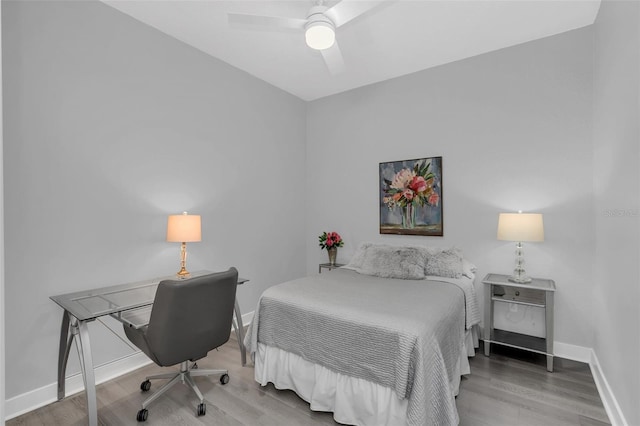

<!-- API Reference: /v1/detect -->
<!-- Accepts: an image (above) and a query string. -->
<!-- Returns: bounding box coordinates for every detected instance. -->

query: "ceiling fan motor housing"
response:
[305,6,336,30]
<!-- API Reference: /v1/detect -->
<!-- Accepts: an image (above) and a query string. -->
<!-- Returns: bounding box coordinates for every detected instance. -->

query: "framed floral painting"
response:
[379,156,443,236]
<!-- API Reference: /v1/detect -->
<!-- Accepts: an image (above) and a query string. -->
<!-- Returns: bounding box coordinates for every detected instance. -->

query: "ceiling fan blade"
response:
[227,13,307,31]
[325,0,392,28]
[321,41,346,75]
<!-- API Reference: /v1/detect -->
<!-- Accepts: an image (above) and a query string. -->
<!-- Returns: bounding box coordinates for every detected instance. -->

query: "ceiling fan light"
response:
[305,21,335,50]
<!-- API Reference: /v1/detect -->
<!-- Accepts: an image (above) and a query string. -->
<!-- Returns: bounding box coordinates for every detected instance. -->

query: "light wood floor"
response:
[7,335,610,426]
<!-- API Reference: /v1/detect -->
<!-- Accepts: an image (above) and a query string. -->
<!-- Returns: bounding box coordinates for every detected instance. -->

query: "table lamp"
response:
[166,212,201,278]
[497,212,544,283]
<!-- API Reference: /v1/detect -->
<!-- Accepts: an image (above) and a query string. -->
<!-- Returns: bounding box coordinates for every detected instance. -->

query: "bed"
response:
[245,245,480,426]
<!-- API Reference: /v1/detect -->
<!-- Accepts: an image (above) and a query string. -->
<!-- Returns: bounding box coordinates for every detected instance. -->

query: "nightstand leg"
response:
[483,284,492,356]
[546,291,554,372]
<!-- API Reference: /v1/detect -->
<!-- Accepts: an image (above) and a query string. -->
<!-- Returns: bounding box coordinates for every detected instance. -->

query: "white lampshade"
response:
[305,21,335,50]
[166,212,202,243]
[497,213,544,242]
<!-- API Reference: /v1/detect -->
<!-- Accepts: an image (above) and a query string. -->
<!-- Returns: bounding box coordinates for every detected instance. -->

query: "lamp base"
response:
[508,275,532,284]
[176,242,191,279]
[509,241,532,284]
[176,267,191,279]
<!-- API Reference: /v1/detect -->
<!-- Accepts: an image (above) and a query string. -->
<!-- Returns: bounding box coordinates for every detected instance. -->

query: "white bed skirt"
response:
[254,326,480,426]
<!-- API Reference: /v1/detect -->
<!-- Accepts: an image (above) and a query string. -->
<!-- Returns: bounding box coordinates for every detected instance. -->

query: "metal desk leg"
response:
[57,312,98,425]
[71,317,98,426]
[57,311,73,400]
[233,299,246,366]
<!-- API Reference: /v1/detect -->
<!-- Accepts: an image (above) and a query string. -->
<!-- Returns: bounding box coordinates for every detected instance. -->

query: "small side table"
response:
[482,273,556,372]
[319,263,345,273]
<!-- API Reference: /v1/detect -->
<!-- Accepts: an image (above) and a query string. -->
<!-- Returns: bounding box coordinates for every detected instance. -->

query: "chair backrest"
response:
[145,268,238,366]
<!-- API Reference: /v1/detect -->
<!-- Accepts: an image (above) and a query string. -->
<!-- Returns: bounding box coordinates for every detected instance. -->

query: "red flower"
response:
[319,231,344,250]
[409,176,427,193]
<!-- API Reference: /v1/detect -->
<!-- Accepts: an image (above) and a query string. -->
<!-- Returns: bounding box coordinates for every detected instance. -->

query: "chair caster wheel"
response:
[197,403,206,416]
[140,380,151,392]
[220,373,229,385]
[136,408,148,422]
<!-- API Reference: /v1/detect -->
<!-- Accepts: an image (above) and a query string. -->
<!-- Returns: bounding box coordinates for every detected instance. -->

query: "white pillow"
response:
[344,242,373,270]
[462,258,477,279]
[356,244,428,280]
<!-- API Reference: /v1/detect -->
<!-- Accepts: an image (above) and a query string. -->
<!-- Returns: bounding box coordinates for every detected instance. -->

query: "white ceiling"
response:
[102,0,601,101]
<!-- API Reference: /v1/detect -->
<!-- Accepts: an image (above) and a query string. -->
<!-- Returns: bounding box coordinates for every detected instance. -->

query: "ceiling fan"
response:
[227,0,390,75]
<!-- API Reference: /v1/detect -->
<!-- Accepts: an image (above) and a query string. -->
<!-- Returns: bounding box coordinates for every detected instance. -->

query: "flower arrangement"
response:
[382,159,440,210]
[318,231,344,251]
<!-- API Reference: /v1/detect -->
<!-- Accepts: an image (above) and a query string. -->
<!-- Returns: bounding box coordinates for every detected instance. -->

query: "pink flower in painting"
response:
[409,176,427,194]
[390,168,416,190]
[428,193,439,206]
[403,189,415,200]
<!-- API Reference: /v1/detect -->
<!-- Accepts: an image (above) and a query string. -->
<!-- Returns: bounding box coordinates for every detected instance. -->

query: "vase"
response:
[327,247,338,266]
[402,203,416,229]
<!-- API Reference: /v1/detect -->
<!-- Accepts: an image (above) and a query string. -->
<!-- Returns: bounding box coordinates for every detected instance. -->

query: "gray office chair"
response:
[123,268,238,422]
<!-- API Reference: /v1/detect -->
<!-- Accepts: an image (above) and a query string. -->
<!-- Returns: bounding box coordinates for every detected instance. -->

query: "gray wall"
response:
[306,28,595,348]
[2,0,306,398]
[0,4,4,422]
[3,0,638,423]
[593,1,640,424]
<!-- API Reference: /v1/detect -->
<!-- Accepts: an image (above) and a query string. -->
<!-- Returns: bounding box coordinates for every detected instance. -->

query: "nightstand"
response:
[318,263,345,273]
[482,273,556,372]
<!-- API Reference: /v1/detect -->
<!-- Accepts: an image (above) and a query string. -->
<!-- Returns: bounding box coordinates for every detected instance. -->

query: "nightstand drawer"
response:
[492,285,545,306]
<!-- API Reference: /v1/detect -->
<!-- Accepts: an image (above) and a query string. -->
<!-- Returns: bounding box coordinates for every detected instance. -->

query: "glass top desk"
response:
[50,270,248,426]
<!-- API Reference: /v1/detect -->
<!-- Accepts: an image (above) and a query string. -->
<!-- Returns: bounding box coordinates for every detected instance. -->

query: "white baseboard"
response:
[553,341,591,363]
[589,349,628,426]
[238,311,254,331]
[5,311,255,421]
[5,351,152,420]
[553,342,626,426]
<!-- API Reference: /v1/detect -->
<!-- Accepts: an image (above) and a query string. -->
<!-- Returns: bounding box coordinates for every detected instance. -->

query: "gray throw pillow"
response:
[358,245,428,280]
[425,248,464,278]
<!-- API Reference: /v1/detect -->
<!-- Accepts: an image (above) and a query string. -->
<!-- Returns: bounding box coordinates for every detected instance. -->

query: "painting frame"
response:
[379,156,443,236]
